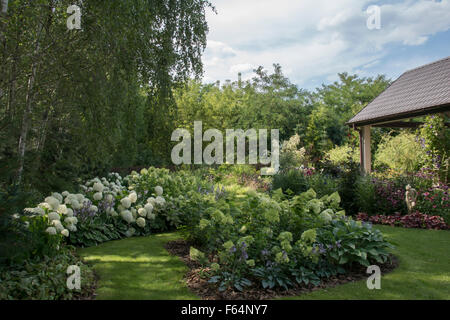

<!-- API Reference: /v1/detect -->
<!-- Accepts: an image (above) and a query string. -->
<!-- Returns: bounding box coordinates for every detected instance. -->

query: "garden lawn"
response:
[285,225,450,300]
[78,232,198,300]
[79,226,450,300]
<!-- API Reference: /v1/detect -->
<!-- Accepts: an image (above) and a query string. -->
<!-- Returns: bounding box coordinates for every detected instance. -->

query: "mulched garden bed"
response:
[165,239,399,300]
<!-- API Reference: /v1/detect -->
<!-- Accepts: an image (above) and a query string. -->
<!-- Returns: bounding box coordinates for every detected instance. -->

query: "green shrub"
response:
[375,132,426,173]
[185,188,392,292]
[355,175,377,215]
[0,247,94,300]
[325,144,359,166]
[279,134,308,170]
[316,219,393,267]
[271,169,309,195]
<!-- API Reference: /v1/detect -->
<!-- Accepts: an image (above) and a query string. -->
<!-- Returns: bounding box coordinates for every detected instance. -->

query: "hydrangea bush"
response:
[185,188,393,292]
[22,168,210,247]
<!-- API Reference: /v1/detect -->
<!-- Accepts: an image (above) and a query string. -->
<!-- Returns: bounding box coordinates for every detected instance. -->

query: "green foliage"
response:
[0,247,94,300]
[316,219,393,267]
[355,175,377,215]
[272,169,310,195]
[280,134,308,170]
[325,144,360,166]
[0,0,213,193]
[184,185,392,292]
[375,131,427,173]
[304,73,390,160]
[418,115,450,183]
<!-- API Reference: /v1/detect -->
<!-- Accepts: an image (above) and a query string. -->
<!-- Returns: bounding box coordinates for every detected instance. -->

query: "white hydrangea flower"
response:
[57,204,68,215]
[45,227,57,235]
[147,197,156,206]
[45,196,60,210]
[91,205,98,213]
[106,194,113,203]
[138,208,147,217]
[120,210,134,223]
[64,216,78,225]
[28,207,45,216]
[144,203,153,214]
[155,196,166,207]
[93,182,104,193]
[136,217,146,228]
[39,202,52,210]
[76,194,84,202]
[155,186,163,196]
[125,227,135,238]
[48,212,60,221]
[71,200,81,210]
[140,168,148,175]
[61,229,69,237]
[62,191,70,197]
[66,208,74,217]
[147,213,156,220]
[65,194,76,203]
[52,192,63,203]
[131,208,137,218]
[129,192,138,203]
[52,220,64,232]
[68,224,77,232]
[93,192,103,201]
[121,197,131,209]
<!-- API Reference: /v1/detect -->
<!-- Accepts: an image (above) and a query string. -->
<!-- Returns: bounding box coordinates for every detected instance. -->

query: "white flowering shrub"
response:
[22,168,204,247]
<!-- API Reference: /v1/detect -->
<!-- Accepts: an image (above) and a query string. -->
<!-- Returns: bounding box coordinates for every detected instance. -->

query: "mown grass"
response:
[78,232,198,300]
[79,226,450,300]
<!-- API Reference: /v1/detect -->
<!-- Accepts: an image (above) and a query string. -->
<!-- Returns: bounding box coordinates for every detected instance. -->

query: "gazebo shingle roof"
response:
[348,56,450,126]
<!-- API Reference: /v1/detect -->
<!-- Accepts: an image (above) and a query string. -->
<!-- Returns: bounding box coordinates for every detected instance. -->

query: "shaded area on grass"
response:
[78,233,198,300]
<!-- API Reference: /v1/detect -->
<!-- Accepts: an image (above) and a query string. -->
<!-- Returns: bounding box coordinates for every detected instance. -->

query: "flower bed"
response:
[183,189,394,293]
[14,167,395,297]
[356,212,448,230]
[165,239,397,300]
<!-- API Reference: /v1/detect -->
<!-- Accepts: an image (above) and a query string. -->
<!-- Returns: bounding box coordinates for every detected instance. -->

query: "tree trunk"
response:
[16,23,43,185]
[1,0,8,14]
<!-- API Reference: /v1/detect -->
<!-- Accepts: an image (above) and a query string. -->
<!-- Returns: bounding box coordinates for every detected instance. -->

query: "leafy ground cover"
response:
[79,225,449,300]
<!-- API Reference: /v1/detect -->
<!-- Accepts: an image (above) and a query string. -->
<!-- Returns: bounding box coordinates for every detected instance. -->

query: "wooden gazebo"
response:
[347,56,450,173]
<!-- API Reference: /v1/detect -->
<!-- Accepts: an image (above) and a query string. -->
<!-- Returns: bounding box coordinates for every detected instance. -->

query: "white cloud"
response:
[203,0,450,88]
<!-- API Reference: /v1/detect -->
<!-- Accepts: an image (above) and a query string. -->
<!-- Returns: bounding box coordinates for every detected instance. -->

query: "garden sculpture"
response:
[405,184,418,213]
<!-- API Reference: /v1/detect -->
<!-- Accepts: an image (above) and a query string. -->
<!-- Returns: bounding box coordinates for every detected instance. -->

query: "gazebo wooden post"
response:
[359,125,371,174]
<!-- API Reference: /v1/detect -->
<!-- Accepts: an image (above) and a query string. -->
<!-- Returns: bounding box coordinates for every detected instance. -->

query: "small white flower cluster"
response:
[82,173,124,198]
[117,186,166,234]
[26,192,82,237]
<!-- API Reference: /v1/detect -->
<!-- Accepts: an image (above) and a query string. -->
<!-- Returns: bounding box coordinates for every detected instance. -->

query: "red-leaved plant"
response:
[357,212,448,230]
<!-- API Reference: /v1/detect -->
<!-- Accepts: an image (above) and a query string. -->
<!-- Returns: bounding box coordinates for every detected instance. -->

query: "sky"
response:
[202,0,450,90]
